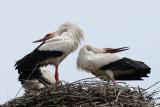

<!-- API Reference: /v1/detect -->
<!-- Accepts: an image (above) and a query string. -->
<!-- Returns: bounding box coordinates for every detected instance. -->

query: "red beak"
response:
[104,47,129,53]
[33,32,55,43]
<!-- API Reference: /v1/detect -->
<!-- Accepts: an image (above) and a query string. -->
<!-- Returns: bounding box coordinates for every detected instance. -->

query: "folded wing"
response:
[100,57,151,80]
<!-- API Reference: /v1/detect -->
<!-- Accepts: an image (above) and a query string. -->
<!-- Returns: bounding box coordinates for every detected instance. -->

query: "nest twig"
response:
[1,78,160,107]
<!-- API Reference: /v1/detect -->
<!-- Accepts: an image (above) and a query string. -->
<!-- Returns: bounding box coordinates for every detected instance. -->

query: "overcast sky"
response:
[0,0,160,104]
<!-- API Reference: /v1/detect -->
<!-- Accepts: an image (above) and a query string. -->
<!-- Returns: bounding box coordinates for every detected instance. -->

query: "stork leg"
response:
[54,65,59,82]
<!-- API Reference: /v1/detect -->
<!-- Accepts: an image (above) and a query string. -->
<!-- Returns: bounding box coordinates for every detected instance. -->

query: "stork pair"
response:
[15,23,151,90]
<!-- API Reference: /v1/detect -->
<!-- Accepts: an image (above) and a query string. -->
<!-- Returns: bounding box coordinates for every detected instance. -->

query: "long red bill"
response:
[33,32,55,43]
[104,47,129,53]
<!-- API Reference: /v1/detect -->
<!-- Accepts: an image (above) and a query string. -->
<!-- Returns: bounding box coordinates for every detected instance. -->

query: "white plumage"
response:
[77,45,151,80]
[77,45,122,72]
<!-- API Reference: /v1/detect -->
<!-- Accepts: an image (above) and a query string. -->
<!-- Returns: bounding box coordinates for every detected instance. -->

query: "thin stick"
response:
[143,81,160,92]
[14,65,38,99]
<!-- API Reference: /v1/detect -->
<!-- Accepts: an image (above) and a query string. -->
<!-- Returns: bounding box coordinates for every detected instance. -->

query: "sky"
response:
[0,0,160,104]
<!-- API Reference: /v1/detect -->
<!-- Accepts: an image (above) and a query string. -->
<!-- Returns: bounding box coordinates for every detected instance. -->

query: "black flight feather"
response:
[100,57,151,80]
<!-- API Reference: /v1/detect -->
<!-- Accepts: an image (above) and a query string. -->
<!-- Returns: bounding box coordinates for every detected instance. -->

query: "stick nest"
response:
[2,78,160,107]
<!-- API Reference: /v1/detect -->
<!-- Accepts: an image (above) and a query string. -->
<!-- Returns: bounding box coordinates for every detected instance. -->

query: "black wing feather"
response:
[19,67,53,86]
[15,49,63,69]
[100,57,151,80]
[15,49,63,80]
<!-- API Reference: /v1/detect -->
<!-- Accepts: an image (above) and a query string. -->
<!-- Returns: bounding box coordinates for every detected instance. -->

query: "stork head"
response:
[57,22,84,43]
[80,45,129,54]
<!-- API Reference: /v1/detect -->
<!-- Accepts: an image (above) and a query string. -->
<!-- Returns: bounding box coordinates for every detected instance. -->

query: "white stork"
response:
[21,67,55,91]
[15,23,84,82]
[77,45,151,81]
